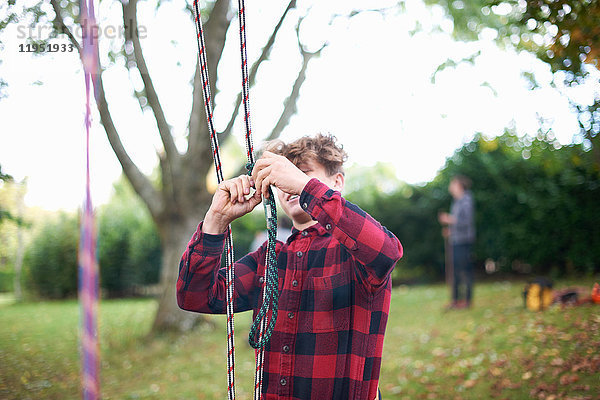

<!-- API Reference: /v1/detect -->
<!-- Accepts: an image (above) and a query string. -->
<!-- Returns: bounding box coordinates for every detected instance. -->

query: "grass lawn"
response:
[0,278,598,399]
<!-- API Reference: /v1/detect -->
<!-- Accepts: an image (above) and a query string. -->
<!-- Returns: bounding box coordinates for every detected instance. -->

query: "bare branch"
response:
[329,5,398,23]
[233,14,325,177]
[95,74,164,219]
[220,0,297,140]
[122,0,179,165]
[187,0,232,159]
[50,0,81,54]
[266,14,326,145]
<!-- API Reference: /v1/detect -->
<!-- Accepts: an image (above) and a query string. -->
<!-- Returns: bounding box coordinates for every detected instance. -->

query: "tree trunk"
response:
[13,179,26,302]
[152,214,206,333]
[13,223,24,302]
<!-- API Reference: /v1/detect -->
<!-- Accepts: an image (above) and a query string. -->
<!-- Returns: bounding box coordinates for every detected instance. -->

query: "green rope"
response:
[245,162,254,175]
[246,163,280,349]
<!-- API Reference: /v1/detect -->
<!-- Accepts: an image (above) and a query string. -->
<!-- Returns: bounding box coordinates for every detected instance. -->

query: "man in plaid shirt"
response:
[177,134,403,399]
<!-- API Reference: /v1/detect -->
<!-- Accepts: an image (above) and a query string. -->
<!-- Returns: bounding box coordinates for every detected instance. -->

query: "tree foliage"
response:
[0,170,23,293]
[358,131,600,281]
[0,164,12,182]
[428,0,600,76]
[0,168,30,296]
[0,164,15,224]
[427,0,600,165]
[444,131,600,275]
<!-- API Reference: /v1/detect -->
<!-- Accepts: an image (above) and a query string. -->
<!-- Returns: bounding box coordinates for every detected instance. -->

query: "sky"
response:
[0,0,598,211]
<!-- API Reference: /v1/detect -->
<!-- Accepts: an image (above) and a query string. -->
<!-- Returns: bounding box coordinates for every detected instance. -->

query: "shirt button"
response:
[301,231,308,237]
[302,202,308,209]
[280,378,287,386]
[325,223,332,230]
[259,276,264,283]
[296,251,303,257]
[282,345,290,353]
[292,280,298,287]
[288,312,294,319]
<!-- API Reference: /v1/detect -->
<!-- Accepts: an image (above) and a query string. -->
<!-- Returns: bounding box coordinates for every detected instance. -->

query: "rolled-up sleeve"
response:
[177,222,263,313]
[298,178,403,291]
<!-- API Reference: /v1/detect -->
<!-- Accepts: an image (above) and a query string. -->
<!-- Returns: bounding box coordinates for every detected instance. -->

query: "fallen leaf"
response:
[454,331,470,341]
[572,384,590,391]
[559,333,572,341]
[559,373,579,385]
[543,348,560,357]
[431,347,447,357]
[522,371,533,380]
[571,358,591,372]
[551,357,564,366]
[463,379,477,388]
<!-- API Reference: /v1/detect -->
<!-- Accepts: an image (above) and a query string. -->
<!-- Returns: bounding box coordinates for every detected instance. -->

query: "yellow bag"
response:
[523,278,553,311]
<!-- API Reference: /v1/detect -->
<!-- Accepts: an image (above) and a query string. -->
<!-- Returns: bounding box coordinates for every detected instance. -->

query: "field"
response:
[1,278,599,399]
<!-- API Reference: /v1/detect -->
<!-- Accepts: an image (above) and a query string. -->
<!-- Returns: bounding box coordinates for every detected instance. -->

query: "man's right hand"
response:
[203,175,262,234]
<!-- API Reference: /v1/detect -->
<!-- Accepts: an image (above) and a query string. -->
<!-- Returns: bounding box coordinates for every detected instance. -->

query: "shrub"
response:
[97,177,161,297]
[25,213,79,299]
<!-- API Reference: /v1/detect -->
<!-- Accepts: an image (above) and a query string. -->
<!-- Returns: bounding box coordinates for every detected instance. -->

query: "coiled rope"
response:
[192,1,279,399]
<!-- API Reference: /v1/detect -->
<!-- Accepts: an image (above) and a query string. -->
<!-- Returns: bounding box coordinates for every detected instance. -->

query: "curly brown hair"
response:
[266,133,348,176]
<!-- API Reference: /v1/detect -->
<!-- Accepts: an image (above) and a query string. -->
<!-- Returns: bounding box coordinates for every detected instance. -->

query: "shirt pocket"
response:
[302,271,351,333]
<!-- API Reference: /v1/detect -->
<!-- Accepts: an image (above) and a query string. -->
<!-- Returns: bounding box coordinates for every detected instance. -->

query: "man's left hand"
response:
[252,151,311,198]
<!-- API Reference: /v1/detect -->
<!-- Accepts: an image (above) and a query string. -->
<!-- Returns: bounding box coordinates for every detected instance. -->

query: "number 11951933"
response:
[19,43,75,53]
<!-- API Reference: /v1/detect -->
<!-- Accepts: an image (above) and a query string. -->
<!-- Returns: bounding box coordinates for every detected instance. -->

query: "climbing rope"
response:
[192,1,279,399]
[235,2,280,398]
[192,2,237,399]
[79,1,100,400]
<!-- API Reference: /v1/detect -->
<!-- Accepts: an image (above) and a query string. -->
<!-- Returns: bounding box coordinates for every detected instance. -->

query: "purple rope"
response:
[79,1,100,399]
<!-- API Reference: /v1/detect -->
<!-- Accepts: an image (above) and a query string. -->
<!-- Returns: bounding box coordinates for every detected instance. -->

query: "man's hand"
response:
[203,175,262,234]
[251,151,311,198]
[438,212,455,226]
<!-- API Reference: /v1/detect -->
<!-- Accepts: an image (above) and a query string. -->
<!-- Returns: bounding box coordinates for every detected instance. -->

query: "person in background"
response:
[438,175,475,309]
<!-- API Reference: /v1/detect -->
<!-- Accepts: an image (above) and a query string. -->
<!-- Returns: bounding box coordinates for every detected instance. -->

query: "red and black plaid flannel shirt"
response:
[177,178,403,399]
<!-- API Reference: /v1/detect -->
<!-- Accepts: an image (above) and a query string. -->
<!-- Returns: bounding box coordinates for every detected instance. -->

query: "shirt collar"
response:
[288,223,327,243]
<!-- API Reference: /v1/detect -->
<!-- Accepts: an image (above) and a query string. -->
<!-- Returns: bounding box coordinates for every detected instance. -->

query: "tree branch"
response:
[263,6,385,141]
[219,0,297,141]
[122,0,179,164]
[50,0,81,54]
[233,14,325,177]
[267,18,325,142]
[158,151,174,213]
[95,74,164,219]
[187,0,232,159]
[51,0,163,218]
[329,5,397,22]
